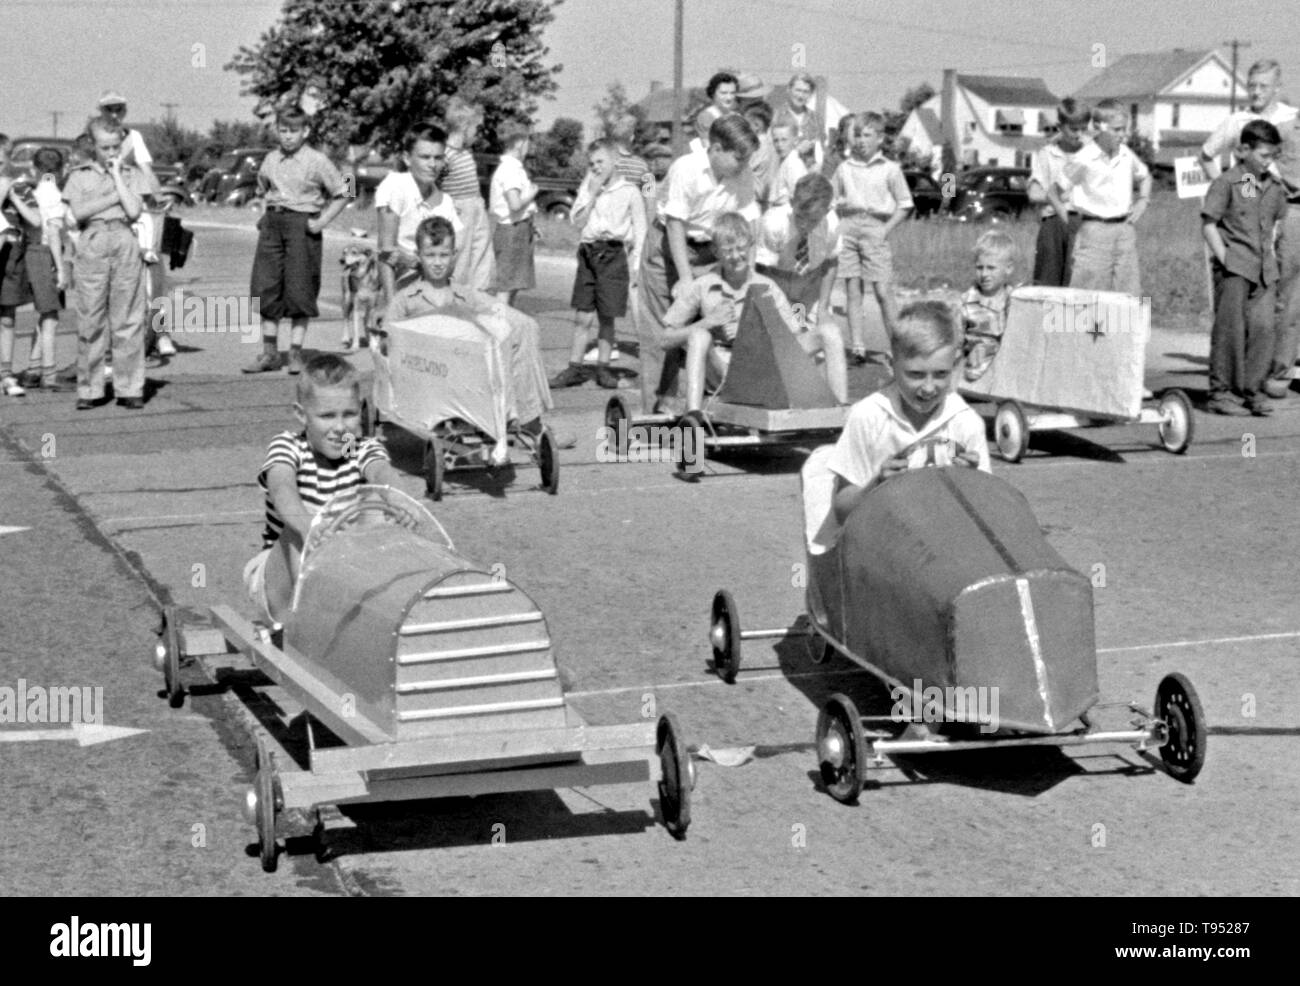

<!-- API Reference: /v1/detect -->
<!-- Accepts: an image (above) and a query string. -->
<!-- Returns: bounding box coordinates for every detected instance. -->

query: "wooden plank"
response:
[281,752,653,807]
[706,401,849,432]
[208,605,391,747]
[309,721,655,775]
[179,626,230,657]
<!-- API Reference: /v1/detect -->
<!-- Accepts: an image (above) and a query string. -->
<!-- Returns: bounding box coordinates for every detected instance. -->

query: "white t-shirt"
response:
[755,205,839,270]
[33,179,65,227]
[375,171,464,255]
[489,155,537,223]
[769,149,809,208]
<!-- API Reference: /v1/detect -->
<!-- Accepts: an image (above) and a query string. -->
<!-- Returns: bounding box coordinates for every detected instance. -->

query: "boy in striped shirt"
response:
[243,354,398,623]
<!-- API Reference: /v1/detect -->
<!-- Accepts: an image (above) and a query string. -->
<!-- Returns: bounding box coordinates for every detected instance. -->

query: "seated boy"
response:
[245,354,398,624]
[385,216,557,454]
[755,172,848,402]
[828,300,991,525]
[659,212,803,416]
[960,230,1018,382]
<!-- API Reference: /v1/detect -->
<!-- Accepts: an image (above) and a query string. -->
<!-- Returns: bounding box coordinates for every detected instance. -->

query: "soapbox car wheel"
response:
[537,426,560,495]
[710,589,742,683]
[656,711,692,839]
[817,693,866,803]
[248,740,282,872]
[1155,672,1207,783]
[1157,389,1193,455]
[424,437,445,501]
[155,606,184,708]
[604,395,631,456]
[675,410,706,478]
[994,401,1028,463]
[809,638,834,665]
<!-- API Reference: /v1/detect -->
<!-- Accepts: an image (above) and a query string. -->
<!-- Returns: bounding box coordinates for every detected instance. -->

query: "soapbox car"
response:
[362,304,560,499]
[152,487,692,870]
[604,285,857,478]
[707,448,1207,801]
[960,286,1194,462]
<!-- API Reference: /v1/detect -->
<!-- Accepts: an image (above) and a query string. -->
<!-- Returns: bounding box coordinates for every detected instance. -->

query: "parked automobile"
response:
[196,148,269,206]
[150,162,195,208]
[3,137,78,178]
[352,150,398,201]
[904,170,945,218]
[474,153,578,221]
[942,167,1032,223]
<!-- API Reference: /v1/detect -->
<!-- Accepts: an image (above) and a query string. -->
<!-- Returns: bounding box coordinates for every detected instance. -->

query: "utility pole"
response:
[671,0,684,157]
[50,111,61,137]
[161,102,179,119]
[1225,39,1251,113]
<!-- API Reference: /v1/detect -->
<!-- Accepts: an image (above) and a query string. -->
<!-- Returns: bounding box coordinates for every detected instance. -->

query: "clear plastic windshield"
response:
[297,484,453,581]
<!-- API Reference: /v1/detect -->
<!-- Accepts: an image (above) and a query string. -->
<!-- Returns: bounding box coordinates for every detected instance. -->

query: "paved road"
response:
[1,219,1297,895]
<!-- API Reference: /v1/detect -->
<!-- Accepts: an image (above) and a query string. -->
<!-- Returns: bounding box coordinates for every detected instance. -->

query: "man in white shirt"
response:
[1200,60,1298,179]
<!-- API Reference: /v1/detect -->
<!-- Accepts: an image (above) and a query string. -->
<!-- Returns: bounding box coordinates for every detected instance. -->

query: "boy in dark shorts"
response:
[244,107,348,376]
[551,138,646,389]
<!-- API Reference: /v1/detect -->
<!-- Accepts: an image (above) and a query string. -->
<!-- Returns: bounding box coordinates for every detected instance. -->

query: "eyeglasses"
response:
[102,105,127,114]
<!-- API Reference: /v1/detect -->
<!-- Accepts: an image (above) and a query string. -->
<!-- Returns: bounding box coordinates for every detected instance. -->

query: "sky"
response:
[2,0,1297,143]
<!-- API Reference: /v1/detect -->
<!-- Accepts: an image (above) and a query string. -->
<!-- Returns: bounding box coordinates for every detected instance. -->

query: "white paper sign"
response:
[1174,155,1211,199]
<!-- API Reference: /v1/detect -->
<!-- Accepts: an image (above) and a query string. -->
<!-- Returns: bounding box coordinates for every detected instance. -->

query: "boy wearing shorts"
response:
[960,231,1019,382]
[245,354,397,624]
[551,138,646,390]
[828,300,990,524]
[832,112,912,363]
[244,107,349,376]
[490,122,538,305]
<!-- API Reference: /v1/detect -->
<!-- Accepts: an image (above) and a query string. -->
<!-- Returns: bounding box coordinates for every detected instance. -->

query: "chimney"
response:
[941,69,958,175]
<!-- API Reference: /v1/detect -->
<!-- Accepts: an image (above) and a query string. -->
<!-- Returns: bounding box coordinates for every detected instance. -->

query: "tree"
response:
[135,115,207,167]
[900,82,936,115]
[226,0,564,157]
[530,117,584,180]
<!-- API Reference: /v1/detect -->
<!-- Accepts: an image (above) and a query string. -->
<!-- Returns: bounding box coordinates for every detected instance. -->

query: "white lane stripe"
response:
[1097,629,1300,653]
[1016,577,1054,732]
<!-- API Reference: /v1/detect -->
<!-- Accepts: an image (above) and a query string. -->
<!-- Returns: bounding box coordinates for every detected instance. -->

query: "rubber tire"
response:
[254,741,280,872]
[604,395,631,457]
[810,638,834,665]
[1156,672,1207,783]
[162,606,184,708]
[1157,389,1194,455]
[710,589,742,683]
[424,436,444,501]
[538,426,559,495]
[994,400,1028,463]
[675,410,706,478]
[817,693,866,804]
[656,711,692,839]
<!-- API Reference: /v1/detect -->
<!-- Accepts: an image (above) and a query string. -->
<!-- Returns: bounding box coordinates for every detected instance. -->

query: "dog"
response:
[339,243,381,349]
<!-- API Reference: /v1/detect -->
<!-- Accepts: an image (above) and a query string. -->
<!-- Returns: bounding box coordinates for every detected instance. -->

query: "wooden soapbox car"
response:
[604,285,853,477]
[153,486,692,870]
[961,286,1194,462]
[708,449,1207,801]
[362,302,559,499]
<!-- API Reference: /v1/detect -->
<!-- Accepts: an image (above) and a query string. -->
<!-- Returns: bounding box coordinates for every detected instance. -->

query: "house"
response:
[899,74,1059,172]
[1071,49,1246,165]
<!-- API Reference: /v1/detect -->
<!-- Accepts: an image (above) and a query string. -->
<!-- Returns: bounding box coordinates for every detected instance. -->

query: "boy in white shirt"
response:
[489,122,538,305]
[768,121,808,208]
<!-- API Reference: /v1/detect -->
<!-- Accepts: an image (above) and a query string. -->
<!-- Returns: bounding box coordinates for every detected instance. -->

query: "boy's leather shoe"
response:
[116,397,145,410]
[242,351,284,374]
[549,363,590,388]
[1206,395,1250,416]
[1245,396,1274,417]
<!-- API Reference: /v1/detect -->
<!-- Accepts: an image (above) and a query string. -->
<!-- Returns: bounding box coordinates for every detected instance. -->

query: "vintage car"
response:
[153,486,692,870]
[708,451,1207,801]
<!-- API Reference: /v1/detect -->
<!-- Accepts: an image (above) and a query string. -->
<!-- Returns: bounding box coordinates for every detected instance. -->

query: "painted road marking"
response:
[0,525,31,535]
[0,723,148,746]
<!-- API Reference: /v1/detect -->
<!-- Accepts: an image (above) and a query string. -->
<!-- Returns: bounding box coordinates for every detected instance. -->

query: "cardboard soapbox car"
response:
[152,487,692,870]
[961,286,1194,462]
[604,285,856,477]
[708,449,1207,801]
[362,302,559,499]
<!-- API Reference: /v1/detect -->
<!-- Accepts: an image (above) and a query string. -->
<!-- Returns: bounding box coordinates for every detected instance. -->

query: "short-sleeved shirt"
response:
[661,270,796,345]
[1201,165,1288,285]
[61,161,150,225]
[659,149,759,242]
[1270,115,1300,196]
[827,386,991,489]
[616,151,652,192]
[375,171,463,255]
[489,155,537,223]
[441,145,482,200]
[832,153,912,217]
[1030,140,1078,217]
[384,277,509,329]
[755,205,839,271]
[770,148,809,208]
[257,146,346,213]
[258,430,390,548]
[1201,103,1298,169]
[960,284,1014,341]
[1061,142,1148,219]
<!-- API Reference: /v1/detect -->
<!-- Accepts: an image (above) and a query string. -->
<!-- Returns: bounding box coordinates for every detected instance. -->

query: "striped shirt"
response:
[258,431,389,547]
[616,152,652,194]
[442,146,482,200]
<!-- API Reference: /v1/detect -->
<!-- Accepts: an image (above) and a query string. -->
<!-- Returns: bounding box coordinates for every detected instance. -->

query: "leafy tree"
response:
[135,116,207,167]
[207,120,273,158]
[227,0,564,158]
[530,116,584,180]
[900,82,936,115]
[592,80,660,157]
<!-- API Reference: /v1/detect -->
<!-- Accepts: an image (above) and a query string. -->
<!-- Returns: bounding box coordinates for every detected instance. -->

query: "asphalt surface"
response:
[1,216,1298,896]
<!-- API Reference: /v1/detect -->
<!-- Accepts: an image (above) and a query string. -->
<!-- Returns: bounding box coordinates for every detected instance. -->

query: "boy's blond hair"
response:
[893,300,959,360]
[296,353,360,405]
[1090,99,1128,129]
[974,230,1018,268]
[712,212,754,249]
